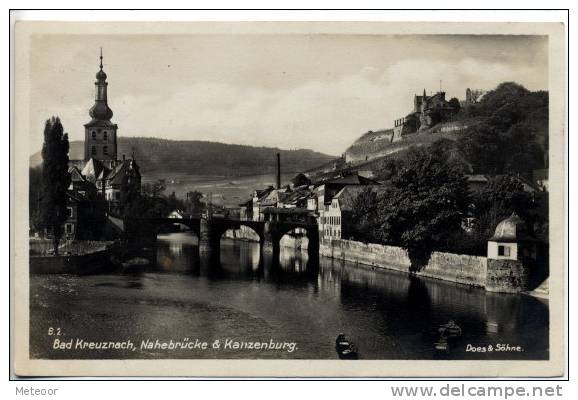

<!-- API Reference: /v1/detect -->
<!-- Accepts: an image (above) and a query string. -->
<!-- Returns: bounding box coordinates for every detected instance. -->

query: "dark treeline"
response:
[30,138,334,178]
[455,82,548,174]
[121,181,207,219]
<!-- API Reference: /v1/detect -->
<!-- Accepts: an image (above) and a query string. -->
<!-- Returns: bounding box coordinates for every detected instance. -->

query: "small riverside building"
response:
[487,212,537,262]
[486,212,539,293]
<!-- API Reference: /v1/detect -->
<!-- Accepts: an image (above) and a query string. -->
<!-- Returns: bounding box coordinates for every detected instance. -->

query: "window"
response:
[498,245,511,257]
[115,192,121,200]
[103,131,108,140]
[103,146,108,155]
[66,207,73,218]
[65,223,73,234]
[91,131,96,139]
[91,146,97,156]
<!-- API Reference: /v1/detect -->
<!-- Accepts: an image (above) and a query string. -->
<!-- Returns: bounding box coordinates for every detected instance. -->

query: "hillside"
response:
[308,82,549,178]
[30,137,334,178]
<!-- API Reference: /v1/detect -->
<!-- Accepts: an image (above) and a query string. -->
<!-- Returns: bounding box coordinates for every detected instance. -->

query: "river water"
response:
[30,233,549,360]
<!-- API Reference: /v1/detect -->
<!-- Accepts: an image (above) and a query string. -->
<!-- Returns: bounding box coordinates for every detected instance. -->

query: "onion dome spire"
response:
[89,48,113,121]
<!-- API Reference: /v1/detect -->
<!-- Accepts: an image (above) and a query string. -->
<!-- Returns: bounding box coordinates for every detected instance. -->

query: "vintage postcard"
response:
[12,20,566,377]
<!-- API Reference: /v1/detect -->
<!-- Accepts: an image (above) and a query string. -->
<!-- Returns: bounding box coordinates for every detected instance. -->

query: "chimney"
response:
[276,153,281,189]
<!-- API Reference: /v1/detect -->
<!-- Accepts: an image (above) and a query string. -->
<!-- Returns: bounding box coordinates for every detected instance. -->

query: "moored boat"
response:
[335,334,358,359]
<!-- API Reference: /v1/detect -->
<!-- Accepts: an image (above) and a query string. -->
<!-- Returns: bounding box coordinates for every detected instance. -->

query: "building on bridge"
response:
[244,172,383,243]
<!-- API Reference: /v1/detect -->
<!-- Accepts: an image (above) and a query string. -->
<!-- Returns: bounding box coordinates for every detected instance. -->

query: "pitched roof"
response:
[334,185,389,211]
[81,158,106,182]
[281,187,312,206]
[260,189,282,206]
[108,162,132,185]
[106,159,141,185]
[324,174,381,185]
[69,166,87,182]
[239,199,253,208]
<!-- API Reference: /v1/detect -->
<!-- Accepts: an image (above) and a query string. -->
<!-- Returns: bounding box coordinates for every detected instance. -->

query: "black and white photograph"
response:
[11,19,566,377]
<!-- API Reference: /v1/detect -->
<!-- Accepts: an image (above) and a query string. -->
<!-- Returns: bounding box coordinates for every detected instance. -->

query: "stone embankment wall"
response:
[29,246,117,274]
[320,239,487,287]
[485,259,529,293]
[29,240,118,274]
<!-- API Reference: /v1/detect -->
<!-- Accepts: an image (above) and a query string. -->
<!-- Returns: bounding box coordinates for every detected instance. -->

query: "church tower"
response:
[84,49,118,163]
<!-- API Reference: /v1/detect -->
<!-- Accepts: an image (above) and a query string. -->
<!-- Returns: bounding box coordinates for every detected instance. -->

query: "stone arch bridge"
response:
[124,215,319,260]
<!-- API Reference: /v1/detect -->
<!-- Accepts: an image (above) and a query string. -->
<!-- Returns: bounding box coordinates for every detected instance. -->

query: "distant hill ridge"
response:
[30,137,334,177]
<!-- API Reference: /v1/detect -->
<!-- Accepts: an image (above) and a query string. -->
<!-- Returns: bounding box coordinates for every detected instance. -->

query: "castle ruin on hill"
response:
[344,88,483,164]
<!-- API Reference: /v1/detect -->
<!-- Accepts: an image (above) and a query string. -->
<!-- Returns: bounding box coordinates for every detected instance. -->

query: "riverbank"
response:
[318,238,549,296]
[29,240,119,275]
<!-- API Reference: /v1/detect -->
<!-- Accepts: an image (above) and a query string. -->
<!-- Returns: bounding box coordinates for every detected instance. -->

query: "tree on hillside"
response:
[457,123,505,173]
[185,191,205,215]
[141,180,166,198]
[349,187,383,243]
[448,97,461,114]
[477,82,530,115]
[466,174,536,254]
[469,89,484,103]
[374,146,470,270]
[454,82,548,174]
[40,117,71,254]
[473,174,535,221]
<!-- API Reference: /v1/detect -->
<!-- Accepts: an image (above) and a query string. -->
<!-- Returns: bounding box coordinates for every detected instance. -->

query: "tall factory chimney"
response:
[276,152,281,189]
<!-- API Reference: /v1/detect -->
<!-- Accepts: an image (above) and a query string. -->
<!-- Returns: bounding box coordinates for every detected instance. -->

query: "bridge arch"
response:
[157,221,199,238]
[262,221,320,262]
[279,227,309,250]
[124,216,318,263]
[220,225,262,242]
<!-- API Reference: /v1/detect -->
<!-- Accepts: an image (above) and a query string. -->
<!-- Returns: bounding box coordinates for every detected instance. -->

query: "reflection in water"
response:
[29,233,548,360]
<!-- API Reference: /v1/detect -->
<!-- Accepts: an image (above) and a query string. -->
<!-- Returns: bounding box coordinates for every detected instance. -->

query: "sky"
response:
[29,34,548,156]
